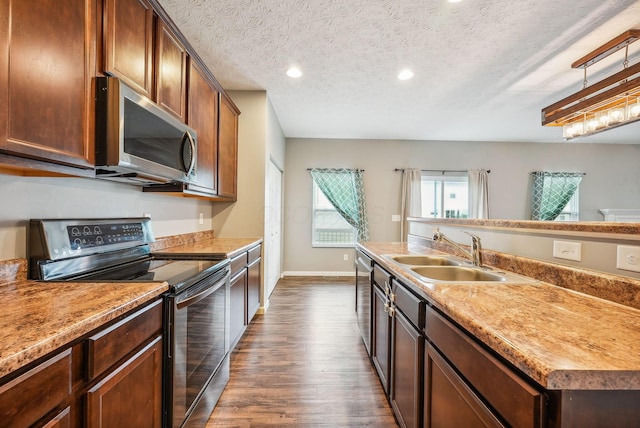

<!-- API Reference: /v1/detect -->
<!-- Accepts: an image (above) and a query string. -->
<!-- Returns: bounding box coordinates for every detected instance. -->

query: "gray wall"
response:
[283,138,640,274]
[0,174,213,261]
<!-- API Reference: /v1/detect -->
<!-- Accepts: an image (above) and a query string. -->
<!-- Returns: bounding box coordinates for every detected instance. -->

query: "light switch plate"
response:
[553,240,582,262]
[617,245,640,272]
[391,215,401,222]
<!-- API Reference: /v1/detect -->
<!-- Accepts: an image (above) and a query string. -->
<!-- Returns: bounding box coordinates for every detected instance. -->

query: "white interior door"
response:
[266,161,282,297]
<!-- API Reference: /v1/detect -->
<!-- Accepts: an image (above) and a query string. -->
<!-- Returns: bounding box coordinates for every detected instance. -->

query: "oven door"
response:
[165,267,230,428]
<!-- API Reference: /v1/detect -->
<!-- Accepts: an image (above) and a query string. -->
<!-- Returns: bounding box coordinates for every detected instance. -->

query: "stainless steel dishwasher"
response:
[355,249,373,355]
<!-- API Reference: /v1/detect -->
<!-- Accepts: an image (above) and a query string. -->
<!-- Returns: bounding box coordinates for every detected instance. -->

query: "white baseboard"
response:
[282,271,356,277]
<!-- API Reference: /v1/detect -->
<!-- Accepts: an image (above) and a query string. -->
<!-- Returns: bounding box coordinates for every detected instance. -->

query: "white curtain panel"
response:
[468,169,490,219]
[400,169,422,241]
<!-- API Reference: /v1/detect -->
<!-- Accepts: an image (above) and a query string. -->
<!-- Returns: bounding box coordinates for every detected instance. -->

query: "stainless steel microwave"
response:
[95,77,197,185]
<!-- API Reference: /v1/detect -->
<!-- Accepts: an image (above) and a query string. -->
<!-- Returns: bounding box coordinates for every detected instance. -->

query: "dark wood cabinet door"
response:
[0,349,72,428]
[87,336,163,428]
[230,268,247,349]
[391,309,424,428]
[424,343,504,428]
[42,406,71,428]
[155,19,187,120]
[187,60,219,195]
[217,95,239,200]
[0,0,95,169]
[371,284,391,394]
[103,0,154,97]
[247,257,261,323]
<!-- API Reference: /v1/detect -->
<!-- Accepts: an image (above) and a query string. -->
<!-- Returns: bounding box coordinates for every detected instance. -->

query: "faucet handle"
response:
[464,231,481,244]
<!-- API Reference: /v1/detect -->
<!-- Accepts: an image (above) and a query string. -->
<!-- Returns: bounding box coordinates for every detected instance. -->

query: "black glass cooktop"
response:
[70,257,229,293]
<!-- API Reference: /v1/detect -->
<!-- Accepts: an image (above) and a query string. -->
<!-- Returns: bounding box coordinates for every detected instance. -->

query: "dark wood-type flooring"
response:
[207,276,398,427]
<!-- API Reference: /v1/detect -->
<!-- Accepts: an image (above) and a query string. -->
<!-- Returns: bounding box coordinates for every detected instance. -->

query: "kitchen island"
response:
[358,241,640,428]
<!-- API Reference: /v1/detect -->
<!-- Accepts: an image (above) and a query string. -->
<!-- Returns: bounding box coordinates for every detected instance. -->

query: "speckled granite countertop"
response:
[359,241,640,391]
[0,279,167,379]
[0,236,261,380]
[153,237,262,258]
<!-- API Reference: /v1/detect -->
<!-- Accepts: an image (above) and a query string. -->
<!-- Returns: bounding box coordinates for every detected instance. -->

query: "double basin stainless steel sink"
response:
[383,254,535,283]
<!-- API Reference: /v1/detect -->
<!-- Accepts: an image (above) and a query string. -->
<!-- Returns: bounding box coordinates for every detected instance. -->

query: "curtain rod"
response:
[530,172,586,175]
[307,168,365,171]
[394,168,491,173]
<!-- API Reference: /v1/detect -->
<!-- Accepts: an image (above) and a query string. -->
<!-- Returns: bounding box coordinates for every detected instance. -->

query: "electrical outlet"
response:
[199,212,204,225]
[143,213,151,218]
[343,254,349,261]
[553,241,582,261]
[617,245,640,272]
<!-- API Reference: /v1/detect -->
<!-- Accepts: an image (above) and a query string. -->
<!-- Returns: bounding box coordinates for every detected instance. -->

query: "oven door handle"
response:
[176,279,226,310]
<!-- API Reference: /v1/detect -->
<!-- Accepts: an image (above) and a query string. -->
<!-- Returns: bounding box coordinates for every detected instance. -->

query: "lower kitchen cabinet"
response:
[0,348,72,427]
[229,243,263,349]
[426,305,545,428]
[229,265,248,348]
[86,336,163,428]
[391,279,424,428]
[425,343,504,428]
[371,281,391,394]
[0,298,163,427]
[247,244,262,322]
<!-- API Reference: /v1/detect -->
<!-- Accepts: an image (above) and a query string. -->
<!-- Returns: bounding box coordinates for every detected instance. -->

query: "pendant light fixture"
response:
[541,29,640,140]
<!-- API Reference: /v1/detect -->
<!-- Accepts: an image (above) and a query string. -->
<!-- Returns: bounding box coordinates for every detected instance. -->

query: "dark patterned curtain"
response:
[309,168,370,241]
[531,172,583,221]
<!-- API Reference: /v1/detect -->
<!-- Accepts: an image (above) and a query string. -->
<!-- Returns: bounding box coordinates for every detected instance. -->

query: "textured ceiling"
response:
[159,0,640,143]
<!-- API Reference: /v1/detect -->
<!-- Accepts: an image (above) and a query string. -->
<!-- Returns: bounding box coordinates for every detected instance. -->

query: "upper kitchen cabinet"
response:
[217,94,240,201]
[103,0,154,98]
[103,0,187,121]
[186,60,219,195]
[0,0,96,173]
[155,19,187,121]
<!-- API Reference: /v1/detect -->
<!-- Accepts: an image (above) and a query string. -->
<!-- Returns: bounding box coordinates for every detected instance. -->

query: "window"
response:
[312,181,356,247]
[554,191,579,221]
[420,173,469,219]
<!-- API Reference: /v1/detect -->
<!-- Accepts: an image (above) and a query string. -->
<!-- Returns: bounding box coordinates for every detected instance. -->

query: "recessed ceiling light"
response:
[448,0,462,2]
[286,67,302,78]
[398,69,414,80]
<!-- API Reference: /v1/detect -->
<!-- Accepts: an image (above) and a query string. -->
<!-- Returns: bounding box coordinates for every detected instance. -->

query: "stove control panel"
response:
[29,217,155,262]
[67,222,145,250]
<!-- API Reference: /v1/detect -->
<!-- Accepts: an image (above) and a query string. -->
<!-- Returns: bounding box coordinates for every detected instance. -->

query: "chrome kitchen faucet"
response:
[432,229,483,267]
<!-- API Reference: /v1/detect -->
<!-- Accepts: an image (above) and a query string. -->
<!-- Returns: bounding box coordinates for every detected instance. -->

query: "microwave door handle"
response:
[183,130,196,178]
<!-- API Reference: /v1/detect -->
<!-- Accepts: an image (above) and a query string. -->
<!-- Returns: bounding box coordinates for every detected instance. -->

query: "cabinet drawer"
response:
[230,252,248,277]
[426,307,545,428]
[373,264,392,289]
[87,299,162,381]
[248,244,261,264]
[392,279,424,330]
[0,349,71,427]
